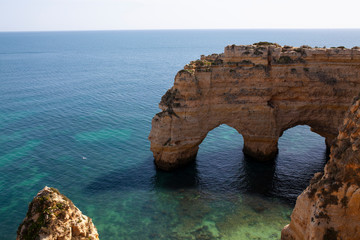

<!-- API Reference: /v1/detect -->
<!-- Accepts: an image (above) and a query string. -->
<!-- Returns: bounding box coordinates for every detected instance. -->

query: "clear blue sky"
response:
[1,0,360,31]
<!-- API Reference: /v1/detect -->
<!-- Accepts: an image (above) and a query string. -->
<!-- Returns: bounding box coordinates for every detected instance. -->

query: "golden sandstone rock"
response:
[149,43,360,170]
[17,186,99,240]
[282,96,360,240]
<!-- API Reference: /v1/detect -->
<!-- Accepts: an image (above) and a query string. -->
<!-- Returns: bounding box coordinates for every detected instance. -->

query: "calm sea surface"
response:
[1,29,360,239]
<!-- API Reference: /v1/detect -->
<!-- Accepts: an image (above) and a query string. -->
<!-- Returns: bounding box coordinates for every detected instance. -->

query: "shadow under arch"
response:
[240,154,277,196]
[152,124,245,193]
[152,123,328,204]
[84,124,328,206]
[216,124,329,204]
[151,160,199,190]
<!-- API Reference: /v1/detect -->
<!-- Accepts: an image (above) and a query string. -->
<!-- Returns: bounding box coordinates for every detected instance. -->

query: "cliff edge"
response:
[281,96,360,240]
[17,186,99,240]
[149,43,360,170]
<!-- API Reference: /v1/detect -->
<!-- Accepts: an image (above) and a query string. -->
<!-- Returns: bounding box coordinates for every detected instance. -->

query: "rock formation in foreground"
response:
[281,96,360,240]
[17,186,99,240]
[149,43,360,170]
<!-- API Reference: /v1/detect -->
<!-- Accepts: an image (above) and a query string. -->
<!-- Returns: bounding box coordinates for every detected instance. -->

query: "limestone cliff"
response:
[17,186,99,240]
[149,43,360,170]
[281,96,360,240]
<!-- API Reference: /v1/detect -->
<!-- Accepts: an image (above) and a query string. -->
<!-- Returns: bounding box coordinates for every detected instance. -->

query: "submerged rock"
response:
[281,96,360,240]
[17,186,99,240]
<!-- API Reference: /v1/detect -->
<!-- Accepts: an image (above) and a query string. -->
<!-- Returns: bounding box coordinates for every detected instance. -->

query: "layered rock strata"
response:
[281,95,360,240]
[149,43,360,170]
[17,186,99,240]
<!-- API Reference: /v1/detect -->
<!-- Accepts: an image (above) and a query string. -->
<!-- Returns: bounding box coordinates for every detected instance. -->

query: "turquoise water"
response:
[0,30,359,239]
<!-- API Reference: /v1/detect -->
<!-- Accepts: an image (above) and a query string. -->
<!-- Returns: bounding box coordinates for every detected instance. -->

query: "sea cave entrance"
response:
[197,124,244,170]
[196,124,246,192]
[194,124,328,203]
[274,125,328,203]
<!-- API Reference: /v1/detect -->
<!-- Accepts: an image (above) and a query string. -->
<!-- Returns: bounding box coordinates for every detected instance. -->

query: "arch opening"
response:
[196,124,246,192]
[199,123,243,149]
[278,121,336,152]
[178,124,329,205]
[275,124,328,203]
[197,124,244,165]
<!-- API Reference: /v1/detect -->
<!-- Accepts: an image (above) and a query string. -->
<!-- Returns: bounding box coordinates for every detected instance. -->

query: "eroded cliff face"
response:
[281,96,360,240]
[17,186,99,240]
[149,43,360,170]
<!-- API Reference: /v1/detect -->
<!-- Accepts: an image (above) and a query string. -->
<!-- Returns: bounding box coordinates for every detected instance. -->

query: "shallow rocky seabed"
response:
[2,30,359,239]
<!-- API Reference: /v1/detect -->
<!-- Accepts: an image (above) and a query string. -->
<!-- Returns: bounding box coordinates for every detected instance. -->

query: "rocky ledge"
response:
[149,42,360,170]
[17,186,99,240]
[281,95,360,240]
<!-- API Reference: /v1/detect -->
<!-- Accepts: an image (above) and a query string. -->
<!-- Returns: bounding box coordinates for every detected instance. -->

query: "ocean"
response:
[1,29,360,239]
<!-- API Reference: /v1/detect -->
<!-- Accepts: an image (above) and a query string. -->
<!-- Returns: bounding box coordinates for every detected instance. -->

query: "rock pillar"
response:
[242,136,279,161]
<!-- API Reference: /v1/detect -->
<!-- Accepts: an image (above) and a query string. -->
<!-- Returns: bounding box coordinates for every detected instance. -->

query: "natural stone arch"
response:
[149,44,360,171]
[281,95,360,240]
[278,120,336,152]
[149,98,278,171]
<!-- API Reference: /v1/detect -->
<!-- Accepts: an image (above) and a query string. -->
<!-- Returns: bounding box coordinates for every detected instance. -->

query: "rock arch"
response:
[281,95,360,240]
[149,44,360,171]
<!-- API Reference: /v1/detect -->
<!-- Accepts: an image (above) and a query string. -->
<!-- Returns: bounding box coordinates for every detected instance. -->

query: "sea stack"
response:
[281,95,360,239]
[17,186,99,240]
[149,43,360,171]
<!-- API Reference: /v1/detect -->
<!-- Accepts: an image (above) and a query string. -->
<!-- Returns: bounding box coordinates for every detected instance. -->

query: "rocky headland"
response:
[148,42,360,238]
[281,95,360,240]
[149,43,360,171]
[17,186,99,240]
[16,43,360,240]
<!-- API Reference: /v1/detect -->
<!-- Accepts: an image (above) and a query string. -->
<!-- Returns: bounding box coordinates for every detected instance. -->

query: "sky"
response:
[1,0,360,31]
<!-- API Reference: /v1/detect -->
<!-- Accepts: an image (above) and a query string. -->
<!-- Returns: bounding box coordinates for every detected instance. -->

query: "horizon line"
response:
[1,27,360,33]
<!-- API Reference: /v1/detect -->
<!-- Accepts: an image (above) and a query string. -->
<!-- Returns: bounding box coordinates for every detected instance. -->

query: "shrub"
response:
[240,60,253,64]
[254,49,263,55]
[277,56,294,64]
[213,59,223,65]
[300,45,312,49]
[253,41,280,47]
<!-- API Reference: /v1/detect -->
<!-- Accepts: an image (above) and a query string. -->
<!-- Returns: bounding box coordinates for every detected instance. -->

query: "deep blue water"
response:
[0,29,359,239]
